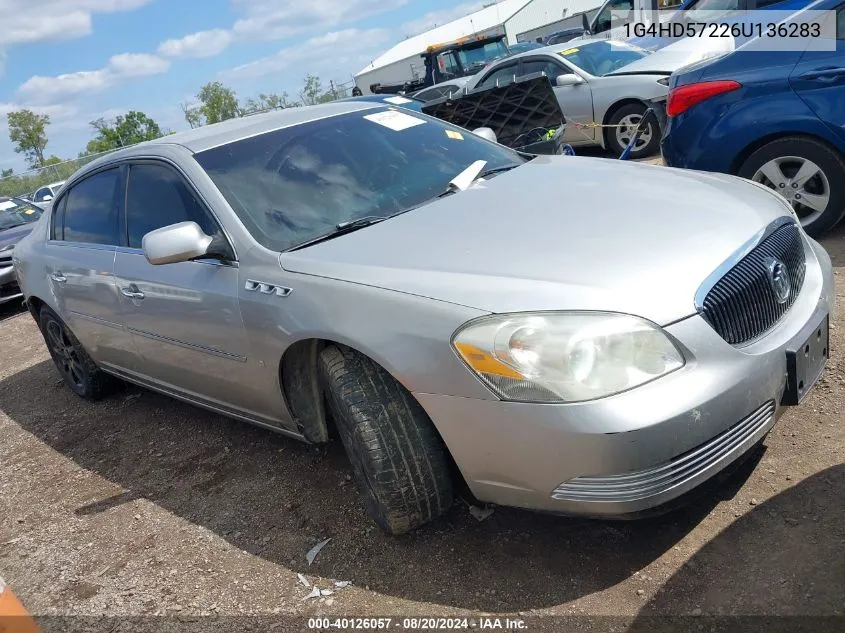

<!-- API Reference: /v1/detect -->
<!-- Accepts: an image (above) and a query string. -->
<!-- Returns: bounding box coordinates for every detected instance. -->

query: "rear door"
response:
[113,161,254,415]
[44,167,137,370]
[788,6,845,146]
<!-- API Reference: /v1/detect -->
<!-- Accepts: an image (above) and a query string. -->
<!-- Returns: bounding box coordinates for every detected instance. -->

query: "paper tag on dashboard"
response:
[364,110,425,131]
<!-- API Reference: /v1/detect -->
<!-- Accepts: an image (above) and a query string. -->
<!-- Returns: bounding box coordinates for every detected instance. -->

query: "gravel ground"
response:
[0,214,843,633]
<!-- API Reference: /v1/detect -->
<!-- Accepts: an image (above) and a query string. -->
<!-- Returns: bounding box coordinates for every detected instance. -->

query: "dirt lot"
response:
[1,222,844,632]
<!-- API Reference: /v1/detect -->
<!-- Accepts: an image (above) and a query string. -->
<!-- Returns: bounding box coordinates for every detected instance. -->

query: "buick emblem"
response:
[765,257,791,304]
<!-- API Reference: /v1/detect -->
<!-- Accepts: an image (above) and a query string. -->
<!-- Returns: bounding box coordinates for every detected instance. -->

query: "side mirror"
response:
[472,127,498,143]
[581,13,591,35]
[42,195,53,202]
[142,221,213,265]
[556,73,584,87]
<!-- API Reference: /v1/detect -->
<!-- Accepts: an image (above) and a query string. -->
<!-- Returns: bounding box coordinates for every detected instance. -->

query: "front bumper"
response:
[0,264,22,305]
[415,235,834,517]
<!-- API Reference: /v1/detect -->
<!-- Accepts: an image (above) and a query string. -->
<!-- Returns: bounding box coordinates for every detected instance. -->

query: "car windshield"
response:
[558,41,649,76]
[194,108,525,252]
[0,198,43,230]
[456,40,511,73]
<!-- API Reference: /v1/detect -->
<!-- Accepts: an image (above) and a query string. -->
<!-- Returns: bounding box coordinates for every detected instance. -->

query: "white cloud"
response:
[0,0,153,46]
[401,2,486,37]
[158,29,233,59]
[17,53,170,104]
[231,0,407,42]
[220,28,390,81]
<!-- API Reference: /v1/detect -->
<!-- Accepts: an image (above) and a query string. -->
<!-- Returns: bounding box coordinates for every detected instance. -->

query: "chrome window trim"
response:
[693,216,797,312]
[113,245,238,268]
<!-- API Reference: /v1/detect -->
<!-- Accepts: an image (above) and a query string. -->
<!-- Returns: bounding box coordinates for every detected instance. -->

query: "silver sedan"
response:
[13,102,834,534]
[463,39,691,158]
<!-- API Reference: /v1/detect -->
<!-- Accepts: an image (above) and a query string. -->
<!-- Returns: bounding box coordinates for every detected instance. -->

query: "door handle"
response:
[799,67,845,81]
[120,287,145,300]
[50,272,67,284]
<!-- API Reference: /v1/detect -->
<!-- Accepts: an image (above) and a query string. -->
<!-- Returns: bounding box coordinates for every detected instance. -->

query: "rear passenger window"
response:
[478,63,518,89]
[62,169,121,245]
[125,163,219,249]
[50,196,66,240]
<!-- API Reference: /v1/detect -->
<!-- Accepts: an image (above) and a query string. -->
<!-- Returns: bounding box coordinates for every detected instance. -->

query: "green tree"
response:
[299,74,324,106]
[183,81,241,127]
[42,156,63,166]
[1,168,13,178]
[86,111,164,153]
[241,92,297,115]
[6,109,50,168]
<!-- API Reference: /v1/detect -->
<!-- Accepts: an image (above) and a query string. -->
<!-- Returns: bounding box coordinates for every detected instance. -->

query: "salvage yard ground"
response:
[0,209,843,632]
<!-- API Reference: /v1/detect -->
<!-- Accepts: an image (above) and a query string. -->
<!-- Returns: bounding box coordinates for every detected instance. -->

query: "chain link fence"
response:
[0,148,124,199]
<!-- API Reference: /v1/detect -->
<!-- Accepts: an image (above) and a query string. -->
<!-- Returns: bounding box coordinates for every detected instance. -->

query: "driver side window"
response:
[594,0,634,34]
[125,163,221,249]
[478,63,519,89]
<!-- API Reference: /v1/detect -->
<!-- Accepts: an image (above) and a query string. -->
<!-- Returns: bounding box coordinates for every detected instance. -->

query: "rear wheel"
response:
[318,344,453,535]
[39,306,120,400]
[605,103,660,159]
[738,136,845,237]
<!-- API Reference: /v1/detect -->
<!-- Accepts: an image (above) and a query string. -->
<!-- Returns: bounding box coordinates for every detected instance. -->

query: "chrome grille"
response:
[700,222,805,345]
[552,401,776,503]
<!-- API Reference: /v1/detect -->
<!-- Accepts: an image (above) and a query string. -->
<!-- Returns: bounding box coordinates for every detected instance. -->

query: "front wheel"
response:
[738,136,845,238]
[319,345,454,535]
[605,103,660,159]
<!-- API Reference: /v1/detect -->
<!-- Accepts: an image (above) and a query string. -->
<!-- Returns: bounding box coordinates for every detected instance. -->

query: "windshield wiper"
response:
[288,216,386,251]
[476,164,521,179]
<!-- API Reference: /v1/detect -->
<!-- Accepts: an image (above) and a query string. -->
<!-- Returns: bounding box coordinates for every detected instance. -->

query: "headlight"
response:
[452,312,685,403]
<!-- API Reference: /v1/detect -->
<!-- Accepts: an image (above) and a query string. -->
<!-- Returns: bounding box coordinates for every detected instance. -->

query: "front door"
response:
[112,162,255,416]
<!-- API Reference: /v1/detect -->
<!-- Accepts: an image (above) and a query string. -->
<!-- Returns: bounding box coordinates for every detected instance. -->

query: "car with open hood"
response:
[12,102,834,534]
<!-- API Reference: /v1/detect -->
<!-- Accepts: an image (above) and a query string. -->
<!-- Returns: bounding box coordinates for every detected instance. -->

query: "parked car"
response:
[338,94,426,112]
[661,0,845,237]
[462,39,698,157]
[32,181,65,203]
[0,196,45,305]
[14,102,833,534]
[544,27,586,46]
[411,77,473,103]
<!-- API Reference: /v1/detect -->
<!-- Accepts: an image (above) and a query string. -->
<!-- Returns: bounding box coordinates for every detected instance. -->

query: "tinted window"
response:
[62,169,120,245]
[194,108,524,252]
[50,196,66,240]
[126,163,219,249]
[478,63,519,89]
[594,0,633,33]
[838,7,845,39]
[520,58,567,81]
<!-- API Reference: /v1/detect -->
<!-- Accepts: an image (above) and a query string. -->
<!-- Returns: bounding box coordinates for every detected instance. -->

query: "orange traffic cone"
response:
[0,578,40,633]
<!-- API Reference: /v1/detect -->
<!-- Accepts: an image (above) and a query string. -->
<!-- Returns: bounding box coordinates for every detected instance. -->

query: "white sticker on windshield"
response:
[384,96,413,104]
[364,110,425,131]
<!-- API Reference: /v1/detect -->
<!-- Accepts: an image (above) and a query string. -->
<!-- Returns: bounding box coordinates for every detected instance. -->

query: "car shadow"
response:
[0,299,26,322]
[628,464,844,631]
[1,358,764,612]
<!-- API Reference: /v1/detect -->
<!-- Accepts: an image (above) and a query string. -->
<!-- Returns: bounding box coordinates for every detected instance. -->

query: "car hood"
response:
[610,32,736,75]
[280,156,793,325]
[0,224,35,252]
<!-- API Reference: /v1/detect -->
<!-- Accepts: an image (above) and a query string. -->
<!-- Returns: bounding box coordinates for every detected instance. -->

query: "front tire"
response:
[318,345,453,535]
[39,306,120,400]
[738,136,845,238]
[605,102,660,159]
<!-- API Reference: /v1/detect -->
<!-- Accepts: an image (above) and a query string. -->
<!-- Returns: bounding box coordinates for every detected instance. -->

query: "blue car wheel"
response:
[737,136,845,238]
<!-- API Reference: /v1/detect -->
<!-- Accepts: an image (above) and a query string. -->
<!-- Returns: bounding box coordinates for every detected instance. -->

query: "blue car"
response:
[662,0,845,236]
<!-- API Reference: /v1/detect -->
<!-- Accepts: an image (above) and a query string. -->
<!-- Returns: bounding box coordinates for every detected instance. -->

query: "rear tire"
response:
[318,344,453,535]
[604,102,660,159]
[738,136,845,238]
[39,306,120,400]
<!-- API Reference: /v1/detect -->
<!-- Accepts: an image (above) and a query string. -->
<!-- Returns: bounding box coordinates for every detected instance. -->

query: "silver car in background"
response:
[462,39,698,158]
[13,102,834,534]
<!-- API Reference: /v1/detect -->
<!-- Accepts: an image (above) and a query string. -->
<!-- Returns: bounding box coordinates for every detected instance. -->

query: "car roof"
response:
[76,101,383,178]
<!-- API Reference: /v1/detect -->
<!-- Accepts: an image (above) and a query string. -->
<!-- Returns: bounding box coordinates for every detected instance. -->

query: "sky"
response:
[0,0,490,172]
